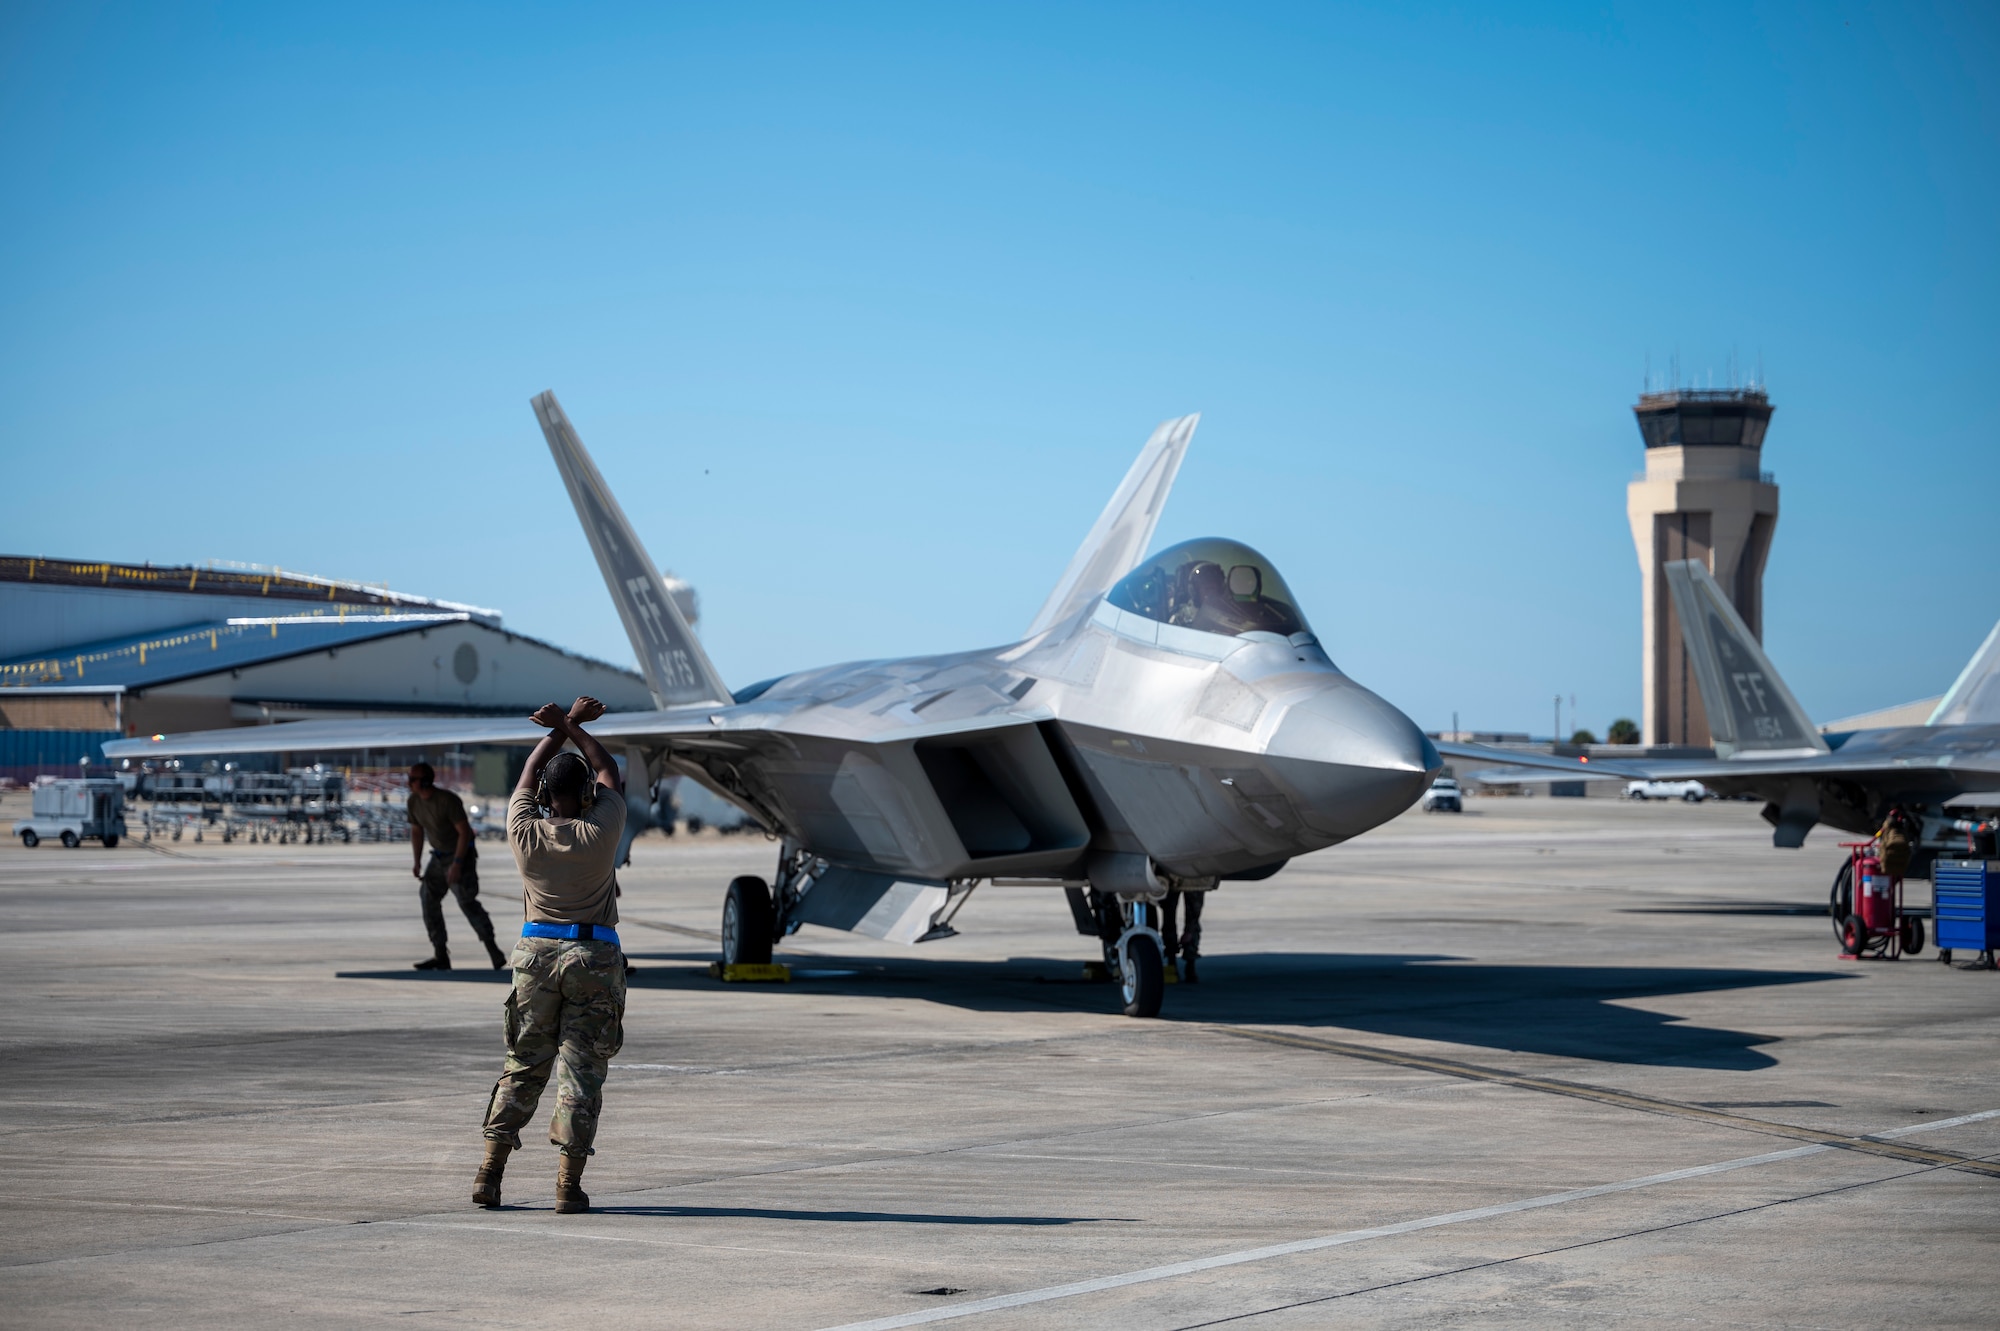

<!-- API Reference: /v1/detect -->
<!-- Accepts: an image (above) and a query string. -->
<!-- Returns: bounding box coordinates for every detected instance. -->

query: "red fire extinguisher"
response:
[1857,849,1897,934]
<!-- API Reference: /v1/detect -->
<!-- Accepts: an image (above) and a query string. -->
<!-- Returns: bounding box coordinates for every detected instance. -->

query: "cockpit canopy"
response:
[1105,538,1310,639]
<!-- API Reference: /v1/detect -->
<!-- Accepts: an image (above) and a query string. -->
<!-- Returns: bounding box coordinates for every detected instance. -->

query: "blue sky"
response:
[3,2,1994,735]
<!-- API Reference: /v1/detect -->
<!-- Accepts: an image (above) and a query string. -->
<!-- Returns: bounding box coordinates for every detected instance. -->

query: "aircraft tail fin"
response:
[1663,559,1828,757]
[531,391,733,709]
[1929,619,2000,725]
[1025,414,1199,638]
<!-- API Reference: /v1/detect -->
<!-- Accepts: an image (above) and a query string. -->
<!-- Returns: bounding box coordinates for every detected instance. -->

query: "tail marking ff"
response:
[1662,559,1828,757]
[1026,414,1199,639]
[531,391,732,709]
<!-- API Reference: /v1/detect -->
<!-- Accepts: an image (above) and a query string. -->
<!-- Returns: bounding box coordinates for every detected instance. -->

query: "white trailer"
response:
[18,779,127,848]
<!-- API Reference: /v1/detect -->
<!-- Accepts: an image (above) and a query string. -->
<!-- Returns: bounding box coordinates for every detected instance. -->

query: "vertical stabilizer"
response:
[1025,414,1199,638]
[1662,559,1828,757]
[1929,620,2000,726]
[531,392,732,709]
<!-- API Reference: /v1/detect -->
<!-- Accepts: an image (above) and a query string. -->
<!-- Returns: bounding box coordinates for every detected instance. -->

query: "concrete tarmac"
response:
[2,795,1996,1327]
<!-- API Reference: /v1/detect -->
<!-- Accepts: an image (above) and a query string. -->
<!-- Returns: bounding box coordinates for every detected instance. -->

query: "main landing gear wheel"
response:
[1122,933,1165,1019]
[721,875,775,966]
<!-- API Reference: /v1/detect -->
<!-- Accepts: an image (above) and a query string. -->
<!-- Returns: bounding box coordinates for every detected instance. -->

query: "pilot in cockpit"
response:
[1109,539,1308,642]
[1170,560,1297,637]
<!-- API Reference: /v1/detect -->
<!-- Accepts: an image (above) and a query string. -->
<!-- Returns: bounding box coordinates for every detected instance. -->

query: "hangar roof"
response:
[0,555,499,621]
[0,612,635,692]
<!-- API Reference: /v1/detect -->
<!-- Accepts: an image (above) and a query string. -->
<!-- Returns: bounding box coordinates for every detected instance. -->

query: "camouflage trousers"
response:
[419,851,496,953]
[482,937,625,1157]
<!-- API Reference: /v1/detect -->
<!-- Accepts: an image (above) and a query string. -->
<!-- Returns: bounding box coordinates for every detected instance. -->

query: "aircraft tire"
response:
[1121,934,1164,1018]
[722,876,775,966]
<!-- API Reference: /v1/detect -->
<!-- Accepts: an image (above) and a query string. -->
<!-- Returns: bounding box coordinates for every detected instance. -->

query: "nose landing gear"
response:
[1120,929,1165,1018]
[1092,891,1166,1018]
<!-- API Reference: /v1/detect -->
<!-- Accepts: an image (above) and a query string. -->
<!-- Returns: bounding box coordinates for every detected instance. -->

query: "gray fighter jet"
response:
[106,392,1439,1016]
[1440,560,2000,887]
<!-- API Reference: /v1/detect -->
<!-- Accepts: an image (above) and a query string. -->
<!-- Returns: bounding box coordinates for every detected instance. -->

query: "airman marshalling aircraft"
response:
[107,393,1444,1017]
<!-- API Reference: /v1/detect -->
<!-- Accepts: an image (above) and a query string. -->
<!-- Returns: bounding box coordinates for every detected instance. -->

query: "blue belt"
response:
[521,921,620,946]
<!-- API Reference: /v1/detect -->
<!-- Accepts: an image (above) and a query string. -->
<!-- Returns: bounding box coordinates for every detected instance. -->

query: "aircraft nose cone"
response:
[1268,683,1438,774]
[1264,682,1439,836]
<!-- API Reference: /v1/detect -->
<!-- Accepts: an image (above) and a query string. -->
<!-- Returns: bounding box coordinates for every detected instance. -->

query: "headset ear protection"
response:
[535,756,596,816]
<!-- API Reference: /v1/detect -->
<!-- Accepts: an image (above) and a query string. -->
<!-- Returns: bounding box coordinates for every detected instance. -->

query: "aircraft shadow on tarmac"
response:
[334,950,758,983]
[1138,953,1846,1071]
[335,969,514,982]
[653,950,1838,1072]
[339,950,1847,1072]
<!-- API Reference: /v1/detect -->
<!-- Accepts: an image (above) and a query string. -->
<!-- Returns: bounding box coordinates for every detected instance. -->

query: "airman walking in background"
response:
[407,762,508,971]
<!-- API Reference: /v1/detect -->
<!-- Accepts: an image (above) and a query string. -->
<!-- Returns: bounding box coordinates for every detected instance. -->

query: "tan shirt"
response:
[407,787,472,858]
[507,786,625,925]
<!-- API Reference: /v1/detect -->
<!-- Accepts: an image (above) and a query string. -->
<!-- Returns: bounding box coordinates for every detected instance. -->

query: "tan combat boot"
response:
[554,1152,590,1214]
[471,1140,509,1208]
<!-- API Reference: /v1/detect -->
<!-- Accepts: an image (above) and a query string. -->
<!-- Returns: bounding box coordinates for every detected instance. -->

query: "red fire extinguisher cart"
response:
[1838,841,1925,959]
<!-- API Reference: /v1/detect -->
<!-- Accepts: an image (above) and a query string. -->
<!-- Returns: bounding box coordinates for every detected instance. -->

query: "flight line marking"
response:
[815,1107,2000,1331]
[1158,1158,1989,1330]
[1222,1027,2000,1178]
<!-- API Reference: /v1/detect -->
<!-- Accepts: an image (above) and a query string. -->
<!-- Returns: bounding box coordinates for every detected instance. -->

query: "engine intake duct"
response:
[914,727,1090,874]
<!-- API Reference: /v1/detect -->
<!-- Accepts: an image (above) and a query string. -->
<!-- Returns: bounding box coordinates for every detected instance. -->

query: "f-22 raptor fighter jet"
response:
[1441,560,2000,927]
[106,392,1440,1017]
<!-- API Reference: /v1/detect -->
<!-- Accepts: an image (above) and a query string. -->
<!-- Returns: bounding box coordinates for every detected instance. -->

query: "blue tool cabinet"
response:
[1933,860,1999,952]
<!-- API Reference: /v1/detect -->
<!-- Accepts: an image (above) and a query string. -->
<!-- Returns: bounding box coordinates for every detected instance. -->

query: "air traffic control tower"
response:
[1626,387,1779,747]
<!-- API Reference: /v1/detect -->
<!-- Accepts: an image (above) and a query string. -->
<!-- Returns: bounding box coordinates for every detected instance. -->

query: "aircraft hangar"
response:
[0,555,662,780]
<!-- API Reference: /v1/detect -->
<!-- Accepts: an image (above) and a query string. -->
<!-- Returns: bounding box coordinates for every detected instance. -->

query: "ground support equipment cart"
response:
[1933,859,1999,968]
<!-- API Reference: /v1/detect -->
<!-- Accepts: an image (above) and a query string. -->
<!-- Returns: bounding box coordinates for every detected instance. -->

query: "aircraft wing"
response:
[1439,734,2000,784]
[1435,741,1644,779]
[1025,414,1199,639]
[1461,766,1628,785]
[1588,738,2000,785]
[100,708,726,761]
